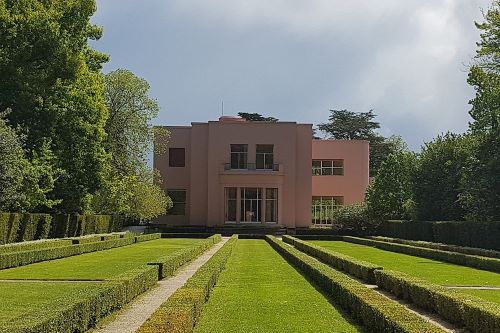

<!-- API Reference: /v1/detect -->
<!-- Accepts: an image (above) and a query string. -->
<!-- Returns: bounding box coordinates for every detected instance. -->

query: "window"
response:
[265,188,278,223]
[240,188,262,222]
[230,144,248,169]
[312,160,343,176]
[256,145,274,170]
[225,188,237,222]
[311,196,344,225]
[169,148,185,167]
[167,190,187,215]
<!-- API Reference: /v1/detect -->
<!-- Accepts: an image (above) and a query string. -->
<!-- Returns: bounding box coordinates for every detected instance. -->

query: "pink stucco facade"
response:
[154,117,369,228]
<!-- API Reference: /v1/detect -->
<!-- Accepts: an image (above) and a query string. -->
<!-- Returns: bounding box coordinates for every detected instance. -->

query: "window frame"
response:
[311,196,344,225]
[230,144,248,169]
[312,160,344,176]
[256,144,274,170]
[168,148,186,167]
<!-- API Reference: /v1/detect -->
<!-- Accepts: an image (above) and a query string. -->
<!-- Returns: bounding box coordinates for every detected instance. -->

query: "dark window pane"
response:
[169,148,185,167]
[322,160,333,167]
[168,190,186,203]
[256,154,265,169]
[264,155,274,169]
[312,160,321,167]
[227,187,237,199]
[266,188,277,199]
[231,144,247,153]
[256,144,273,153]
[333,160,343,167]
[322,167,333,175]
[333,168,344,175]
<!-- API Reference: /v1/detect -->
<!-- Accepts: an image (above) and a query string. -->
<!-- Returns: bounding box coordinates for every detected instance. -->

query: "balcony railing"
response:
[224,163,280,172]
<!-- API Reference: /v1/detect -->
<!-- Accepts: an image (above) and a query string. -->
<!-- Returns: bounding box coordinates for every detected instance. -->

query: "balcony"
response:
[223,163,280,172]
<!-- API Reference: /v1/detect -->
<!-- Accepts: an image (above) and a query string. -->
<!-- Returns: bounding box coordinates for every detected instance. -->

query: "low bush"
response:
[266,236,445,333]
[136,233,161,243]
[0,236,136,270]
[283,235,382,283]
[375,270,500,333]
[343,236,500,273]
[370,236,500,259]
[0,265,159,333]
[331,203,380,233]
[137,236,237,333]
[0,238,73,254]
[148,235,222,279]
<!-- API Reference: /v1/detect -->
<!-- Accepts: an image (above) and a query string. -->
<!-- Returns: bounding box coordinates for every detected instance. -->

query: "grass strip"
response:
[267,236,446,333]
[344,236,500,273]
[375,270,500,333]
[370,236,500,259]
[137,235,237,333]
[283,235,381,283]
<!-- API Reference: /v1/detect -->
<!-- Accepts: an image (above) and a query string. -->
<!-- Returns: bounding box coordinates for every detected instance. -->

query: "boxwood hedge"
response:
[375,270,500,333]
[137,235,237,333]
[267,236,446,333]
[282,235,382,283]
[343,236,500,273]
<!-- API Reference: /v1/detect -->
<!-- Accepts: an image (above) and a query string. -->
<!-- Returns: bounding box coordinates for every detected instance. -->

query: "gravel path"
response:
[92,237,229,333]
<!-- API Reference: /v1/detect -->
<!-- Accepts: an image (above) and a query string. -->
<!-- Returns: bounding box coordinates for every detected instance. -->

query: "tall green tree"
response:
[460,1,500,221]
[414,133,474,221]
[0,0,110,213]
[318,109,407,176]
[366,151,417,220]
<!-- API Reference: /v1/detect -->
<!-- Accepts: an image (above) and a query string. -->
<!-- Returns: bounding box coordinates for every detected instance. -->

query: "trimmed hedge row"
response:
[282,235,382,283]
[136,233,162,243]
[148,235,222,279]
[0,236,137,270]
[370,236,500,259]
[377,220,500,251]
[137,236,237,333]
[0,212,129,245]
[375,270,500,333]
[0,238,73,254]
[343,236,500,273]
[266,236,446,333]
[0,265,159,333]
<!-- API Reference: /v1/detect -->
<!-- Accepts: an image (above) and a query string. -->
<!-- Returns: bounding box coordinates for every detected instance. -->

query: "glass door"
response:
[240,188,262,222]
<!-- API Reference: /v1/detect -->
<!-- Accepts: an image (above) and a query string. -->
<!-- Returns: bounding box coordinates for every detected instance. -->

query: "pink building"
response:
[154,116,369,229]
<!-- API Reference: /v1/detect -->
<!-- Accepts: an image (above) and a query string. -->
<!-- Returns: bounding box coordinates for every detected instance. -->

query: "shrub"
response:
[370,236,500,259]
[0,238,73,254]
[137,236,237,333]
[283,235,382,283]
[343,236,500,273]
[375,270,500,333]
[266,236,445,333]
[331,203,380,233]
[136,233,161,243]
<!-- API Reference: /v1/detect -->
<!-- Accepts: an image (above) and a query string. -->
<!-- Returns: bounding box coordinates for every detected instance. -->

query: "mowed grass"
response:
[193,239,364,333]
[0,282,107,325]
[312,240,500,304]
[0,238,203,280]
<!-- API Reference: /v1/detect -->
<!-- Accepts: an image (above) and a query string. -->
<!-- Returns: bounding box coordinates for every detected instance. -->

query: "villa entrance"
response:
[225,187,278,224]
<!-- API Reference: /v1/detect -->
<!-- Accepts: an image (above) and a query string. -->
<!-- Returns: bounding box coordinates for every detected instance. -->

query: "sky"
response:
[92,0,492,150]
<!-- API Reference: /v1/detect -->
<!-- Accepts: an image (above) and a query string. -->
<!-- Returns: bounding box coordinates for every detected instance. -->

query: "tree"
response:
[318,109,407,176]
[366,151,417,220]
[414,133,473,221]
[0,0,110,213]
[237,112,278,122]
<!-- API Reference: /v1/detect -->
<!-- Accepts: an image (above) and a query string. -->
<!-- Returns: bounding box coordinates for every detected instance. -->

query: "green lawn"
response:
[312,240,500,304]
[0,238,203,280]
[193,239,364,333]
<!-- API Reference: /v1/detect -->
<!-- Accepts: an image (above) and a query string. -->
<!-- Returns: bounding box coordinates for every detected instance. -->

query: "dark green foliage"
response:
[331,203,379,233]
[16,213,52,242]
[370,236,500,259]
[148,235,222,279]
[266,236,446,333]
[343,236,500,273]
[0,213,21,244]
[375,270,500,333]
[0,238,73,254]
[378,220,435,241]
[283,235,382,283]
[414,133,472,220]
[0,236,137,269]
[137,236,237,333]
[237,112,278,122]
[135,233,162,243]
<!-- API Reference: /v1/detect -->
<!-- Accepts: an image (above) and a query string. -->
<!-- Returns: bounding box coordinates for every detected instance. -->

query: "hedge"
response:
[0,265,159,333]
[0,236,137,270]
[377,220,500,251]
[343,236,500,273]
[137,235,237,333]
[0,212,130,245]
[370,236,500,259]
[136,233,162,243]
[282,235,382,283]
[266,236,446,333]
[375,270,500,333]
[148,235,222,279]
[0,238,73,254]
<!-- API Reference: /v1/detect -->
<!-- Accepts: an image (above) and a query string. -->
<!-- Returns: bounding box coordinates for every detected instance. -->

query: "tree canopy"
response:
[237,112,278,122]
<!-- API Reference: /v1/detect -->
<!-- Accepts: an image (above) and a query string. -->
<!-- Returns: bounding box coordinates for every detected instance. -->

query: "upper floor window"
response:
[230,144,248,169]
[167,189,187,215]
[169,148,185,167]
[312,160,344,176]
[256,145,274,170]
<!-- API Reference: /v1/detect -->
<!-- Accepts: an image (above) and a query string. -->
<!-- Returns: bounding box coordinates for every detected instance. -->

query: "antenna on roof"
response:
[221,100,224,116]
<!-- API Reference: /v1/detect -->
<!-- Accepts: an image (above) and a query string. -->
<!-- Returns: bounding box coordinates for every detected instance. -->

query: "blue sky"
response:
[92,0,491,150]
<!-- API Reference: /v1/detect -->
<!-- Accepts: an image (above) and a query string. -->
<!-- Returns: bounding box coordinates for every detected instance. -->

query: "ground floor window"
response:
[224,187,278,223]
[312,196,344,225]
[167,189,187,215]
